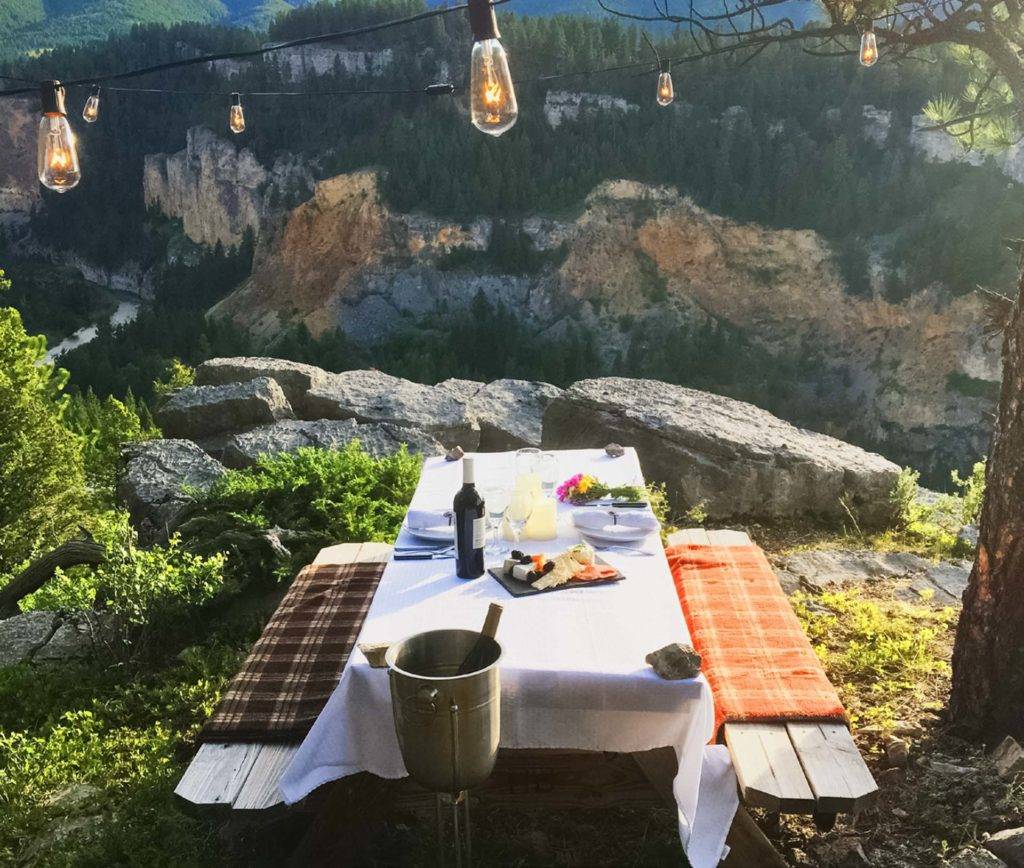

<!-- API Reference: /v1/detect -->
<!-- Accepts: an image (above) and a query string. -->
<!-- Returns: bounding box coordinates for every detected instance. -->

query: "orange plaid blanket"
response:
[665,543,846,738]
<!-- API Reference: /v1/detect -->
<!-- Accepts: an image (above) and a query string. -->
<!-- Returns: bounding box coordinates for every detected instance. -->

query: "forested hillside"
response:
[0,0,301,57]
[0,0,1016,482]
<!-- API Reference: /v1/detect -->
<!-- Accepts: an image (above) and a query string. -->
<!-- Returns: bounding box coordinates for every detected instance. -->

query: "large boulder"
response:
[439,378,562,451]
[157,377,295,439]
[221,418,445,468]
[543,378,901,527]
[118,439,226,542]
[194,357,331,417]
[0,611,97,666]
[304,369,479,450]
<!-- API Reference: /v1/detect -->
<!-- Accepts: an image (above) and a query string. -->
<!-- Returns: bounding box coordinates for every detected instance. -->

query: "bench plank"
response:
[787,722,878,813]
[175,742,263,809]
[232,744,298,811]
[724,723,815,813]
[706,529,752,547]
[312,542,365,566]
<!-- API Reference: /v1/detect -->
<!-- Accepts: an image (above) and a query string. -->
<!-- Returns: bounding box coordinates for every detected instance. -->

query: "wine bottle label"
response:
[472,517,485,549]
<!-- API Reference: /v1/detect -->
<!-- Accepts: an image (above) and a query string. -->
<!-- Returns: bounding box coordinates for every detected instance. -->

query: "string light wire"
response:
[0,0,509,98]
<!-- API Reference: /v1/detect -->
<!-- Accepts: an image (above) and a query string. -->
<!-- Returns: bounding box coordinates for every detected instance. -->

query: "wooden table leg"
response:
[722,807,788,868]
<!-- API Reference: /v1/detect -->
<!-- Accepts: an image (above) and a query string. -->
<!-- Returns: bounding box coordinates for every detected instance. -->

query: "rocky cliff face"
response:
[143,126,314,248]
[0,98,40,223]
[202,168,997,477]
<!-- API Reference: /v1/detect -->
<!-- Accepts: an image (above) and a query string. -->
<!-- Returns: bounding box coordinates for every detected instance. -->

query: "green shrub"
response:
[0,644,243,866]
[886,467,976,558]
[952,459,986,525]
[25,511,227,659]
[178,442,422,584]
[66,389,160,496]
[0,285,90,577]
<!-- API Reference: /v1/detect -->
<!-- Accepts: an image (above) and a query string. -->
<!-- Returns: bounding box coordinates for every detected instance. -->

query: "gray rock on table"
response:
[646,642,702,680]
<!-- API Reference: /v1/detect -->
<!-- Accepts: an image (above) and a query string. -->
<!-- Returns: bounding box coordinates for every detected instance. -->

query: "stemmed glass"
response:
[480,483,510,560]
[507,487,534,547]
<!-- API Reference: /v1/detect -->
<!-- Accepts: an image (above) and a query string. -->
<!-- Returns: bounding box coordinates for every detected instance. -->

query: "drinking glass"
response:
[538,452,558,498]
[507,488,534,546]
[514,447,541,497]
[481,484,510,559]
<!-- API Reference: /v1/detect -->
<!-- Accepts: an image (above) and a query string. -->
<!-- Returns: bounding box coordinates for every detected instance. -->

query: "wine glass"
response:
[507,487,534,547]
[481,484,510,559]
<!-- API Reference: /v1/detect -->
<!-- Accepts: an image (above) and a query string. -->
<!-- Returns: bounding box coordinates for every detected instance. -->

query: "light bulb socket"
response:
[231,92,242,106]
[660,59,671,74]
[40,80,67,116]
[425,82,456,96]
[468,0,500,42]
[90,85,101,97]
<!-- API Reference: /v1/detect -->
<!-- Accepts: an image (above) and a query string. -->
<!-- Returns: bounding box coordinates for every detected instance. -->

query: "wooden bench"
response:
[667,528,879,827]
[176,532,877,862]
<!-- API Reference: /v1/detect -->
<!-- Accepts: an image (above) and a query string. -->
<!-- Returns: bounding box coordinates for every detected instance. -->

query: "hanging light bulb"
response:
[229,92,245,134]
[657,62,675,107]
[859,28,878,67]
[467,0,517,136]
[37,80,80,193]
[82,85,101,123]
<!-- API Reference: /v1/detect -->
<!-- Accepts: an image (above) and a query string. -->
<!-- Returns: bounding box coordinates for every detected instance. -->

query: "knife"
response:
[394,552,456,561]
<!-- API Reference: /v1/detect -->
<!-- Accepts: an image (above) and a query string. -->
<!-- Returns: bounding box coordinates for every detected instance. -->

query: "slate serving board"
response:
[487,556,625,598]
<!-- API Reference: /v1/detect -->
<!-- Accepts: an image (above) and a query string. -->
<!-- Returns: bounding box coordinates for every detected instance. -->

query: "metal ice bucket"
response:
[386,628,501,794]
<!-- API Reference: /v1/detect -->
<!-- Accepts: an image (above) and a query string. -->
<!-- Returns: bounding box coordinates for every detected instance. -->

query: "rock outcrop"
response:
[118,439,227,542]
[195,356,331,416]
[120,361,908,533]
[438,378,563,450]
[543,377,901,526]
[221,418,444,468]
[0,611,97,666]
[157,377,295,439]
[143,127,314,248]
[543,91,639,129]
[0,97,40,222]
[772,548,971,604]
[305,369,479,450]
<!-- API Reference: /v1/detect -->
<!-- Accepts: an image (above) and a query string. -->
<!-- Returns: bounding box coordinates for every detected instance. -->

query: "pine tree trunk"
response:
[949,264,1024,742]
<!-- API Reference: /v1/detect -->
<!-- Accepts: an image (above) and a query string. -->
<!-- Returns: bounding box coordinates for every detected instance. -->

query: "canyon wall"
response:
[203,165,998,478]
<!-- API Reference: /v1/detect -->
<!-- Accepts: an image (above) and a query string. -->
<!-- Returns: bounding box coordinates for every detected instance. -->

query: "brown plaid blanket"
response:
[201,561,386,743]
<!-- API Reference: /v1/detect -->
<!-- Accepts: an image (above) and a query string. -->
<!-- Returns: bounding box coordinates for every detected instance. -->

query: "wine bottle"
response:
[454,457,486,579]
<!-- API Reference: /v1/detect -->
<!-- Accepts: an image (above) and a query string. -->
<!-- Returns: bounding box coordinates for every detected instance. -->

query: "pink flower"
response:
[557,473,584,502]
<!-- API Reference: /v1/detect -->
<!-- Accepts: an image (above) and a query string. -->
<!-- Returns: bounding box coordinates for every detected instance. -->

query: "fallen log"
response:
[0,538,105,619]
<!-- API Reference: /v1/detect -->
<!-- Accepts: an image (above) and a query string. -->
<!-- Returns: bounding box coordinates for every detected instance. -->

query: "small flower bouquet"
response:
[556,473,645,505]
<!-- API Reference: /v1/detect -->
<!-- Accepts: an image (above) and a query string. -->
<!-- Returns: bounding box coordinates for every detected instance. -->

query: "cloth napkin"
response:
[405,508,454,530]
[572,508,660,535]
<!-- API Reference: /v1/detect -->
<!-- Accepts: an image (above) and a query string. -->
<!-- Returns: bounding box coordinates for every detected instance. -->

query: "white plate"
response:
[402,522,456,543]
[576,524,651,544]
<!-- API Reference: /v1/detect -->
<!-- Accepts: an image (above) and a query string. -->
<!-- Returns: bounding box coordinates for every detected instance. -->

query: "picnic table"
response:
[177,447,877,866]
[277,448,735,866]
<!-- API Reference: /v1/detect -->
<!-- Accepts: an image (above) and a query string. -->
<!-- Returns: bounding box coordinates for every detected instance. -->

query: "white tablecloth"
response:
[279,449,738,867]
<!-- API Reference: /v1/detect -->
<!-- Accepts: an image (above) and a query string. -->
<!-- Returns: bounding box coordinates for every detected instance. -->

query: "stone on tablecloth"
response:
[445,445,465,462]
[605,442,626,458]
[646,642,702,680]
